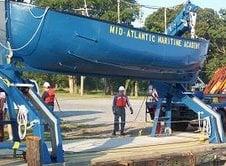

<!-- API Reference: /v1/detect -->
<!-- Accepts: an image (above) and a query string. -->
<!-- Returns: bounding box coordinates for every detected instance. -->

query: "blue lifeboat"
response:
[8,2,209,83]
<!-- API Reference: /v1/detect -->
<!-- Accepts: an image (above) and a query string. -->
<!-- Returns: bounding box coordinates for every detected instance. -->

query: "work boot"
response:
[112,130,116,136]
[120,131,126,136]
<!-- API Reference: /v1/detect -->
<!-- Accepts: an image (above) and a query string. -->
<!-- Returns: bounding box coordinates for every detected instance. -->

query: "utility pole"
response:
[79,0,88,97]
[68,76,74,94]
[68,76,78,94]
[164,7,167,34]
[80,76,84,96]
[84,0,89,16]
[134,81,138,97]
[117,0,120,23]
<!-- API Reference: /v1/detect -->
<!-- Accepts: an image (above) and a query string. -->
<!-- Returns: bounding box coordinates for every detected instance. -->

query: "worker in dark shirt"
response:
[146,85,159,120]
[112,86,133,136]
[42,82,55,112]
[0,91,6,141]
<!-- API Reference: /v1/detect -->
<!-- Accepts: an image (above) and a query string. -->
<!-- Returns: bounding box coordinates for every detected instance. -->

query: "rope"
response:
[73,119,203,125]
[124,96,147,130]
[55,97,62,112]
[17,105,39,140]
[120,0,179,10]
[0,7,49,52]
[203,117,211,136]
[133,96,147,121]
[29,7,49,19]
[17,105,28,140]
[120,0,161,10]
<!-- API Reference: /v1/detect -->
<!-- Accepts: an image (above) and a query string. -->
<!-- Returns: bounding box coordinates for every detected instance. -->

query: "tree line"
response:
[23,0,226,95]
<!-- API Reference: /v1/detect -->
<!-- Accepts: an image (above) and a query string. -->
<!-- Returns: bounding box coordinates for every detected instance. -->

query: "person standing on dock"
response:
[0,91,13,141]
[112,86,133,136]
[42,82,55,112]
[0,91,5,141]
[146,85,159,120]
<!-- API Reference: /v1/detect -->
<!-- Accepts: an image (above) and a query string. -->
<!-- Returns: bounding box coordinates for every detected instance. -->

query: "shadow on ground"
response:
[55,110,102,118]
[63,132,137,166]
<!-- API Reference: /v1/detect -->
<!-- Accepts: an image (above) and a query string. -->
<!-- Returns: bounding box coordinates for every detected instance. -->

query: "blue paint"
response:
[149,81,224,143]
[9,2,209,83]
[167,1,199,36]
[0,1,223,164]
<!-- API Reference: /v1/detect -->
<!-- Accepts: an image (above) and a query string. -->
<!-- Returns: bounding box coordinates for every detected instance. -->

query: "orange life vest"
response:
[116,95,127,107]
[45,89,55,104]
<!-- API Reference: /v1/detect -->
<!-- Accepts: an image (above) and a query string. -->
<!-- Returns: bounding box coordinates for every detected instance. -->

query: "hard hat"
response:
[118,86,125,91]
[222,88,226,94]
[43,82,50,88]
[148,85,153,90]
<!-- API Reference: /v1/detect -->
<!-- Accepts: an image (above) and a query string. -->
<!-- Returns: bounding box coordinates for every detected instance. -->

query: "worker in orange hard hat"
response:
[42,82,55,112]
[112,86,133,136]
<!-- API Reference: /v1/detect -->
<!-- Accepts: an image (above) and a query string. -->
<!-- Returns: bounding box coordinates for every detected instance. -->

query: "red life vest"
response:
[116,95,127,107]
[45,89,55,104]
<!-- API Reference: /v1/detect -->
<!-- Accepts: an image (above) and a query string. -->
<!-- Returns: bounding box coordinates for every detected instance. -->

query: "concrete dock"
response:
[62,132,226,165]
[1,98,226,165]
[0,132,226,165]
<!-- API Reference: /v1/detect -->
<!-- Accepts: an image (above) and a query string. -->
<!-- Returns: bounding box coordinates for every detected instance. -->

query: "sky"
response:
[133,0,225,27]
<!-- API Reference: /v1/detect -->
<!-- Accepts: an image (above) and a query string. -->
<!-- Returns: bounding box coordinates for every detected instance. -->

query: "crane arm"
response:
[166,0,199,38]
[204,67,226,94]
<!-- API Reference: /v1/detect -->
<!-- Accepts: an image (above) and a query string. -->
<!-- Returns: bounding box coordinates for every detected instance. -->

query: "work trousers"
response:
[114,108,126,132]
[0,98,5,141]
[47,104,54,112]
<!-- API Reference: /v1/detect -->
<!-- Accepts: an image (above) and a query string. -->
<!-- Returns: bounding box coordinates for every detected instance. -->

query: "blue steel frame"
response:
[150,81,224,143]
[0,65,64,163]
[166,0,199,36]
[150,1,224,143]
[0,1,64,163]
[0,0,223,165]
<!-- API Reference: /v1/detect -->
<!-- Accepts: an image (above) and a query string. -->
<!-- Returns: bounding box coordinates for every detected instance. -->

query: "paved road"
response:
[55,97,148,125]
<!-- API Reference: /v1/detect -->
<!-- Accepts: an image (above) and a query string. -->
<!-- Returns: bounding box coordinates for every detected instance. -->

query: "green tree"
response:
[145,5,183,33]
[35,0,139,23]
[28,0,141,94]
[195,8,226,81]
[23,72,68,88]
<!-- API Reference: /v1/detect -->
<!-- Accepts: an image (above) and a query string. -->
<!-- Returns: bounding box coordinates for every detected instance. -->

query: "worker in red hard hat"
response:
[112,86,133,136]
[42,82,55,112]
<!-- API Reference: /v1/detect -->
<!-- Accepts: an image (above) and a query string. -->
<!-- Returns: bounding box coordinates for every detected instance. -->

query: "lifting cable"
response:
[120,0,181,10]
[0,7,49,51]
[132,95,147,121]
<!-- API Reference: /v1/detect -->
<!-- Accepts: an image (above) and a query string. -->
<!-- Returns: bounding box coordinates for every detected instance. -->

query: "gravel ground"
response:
[55,97,147,124]
[54,97,152,139]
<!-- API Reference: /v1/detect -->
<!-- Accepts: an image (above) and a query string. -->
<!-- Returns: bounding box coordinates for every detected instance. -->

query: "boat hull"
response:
[9,2,209,83]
